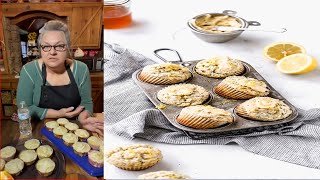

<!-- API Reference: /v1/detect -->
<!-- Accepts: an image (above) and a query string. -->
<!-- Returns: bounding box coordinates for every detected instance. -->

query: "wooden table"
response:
[1,118,103,180]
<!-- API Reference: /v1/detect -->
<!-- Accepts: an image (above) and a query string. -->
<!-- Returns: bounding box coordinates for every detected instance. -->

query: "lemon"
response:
[276,53,318,74]
[263,42,306,61]
[0,171,14,180]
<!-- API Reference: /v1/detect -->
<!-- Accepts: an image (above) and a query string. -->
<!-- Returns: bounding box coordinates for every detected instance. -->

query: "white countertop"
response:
[104,0,320,179]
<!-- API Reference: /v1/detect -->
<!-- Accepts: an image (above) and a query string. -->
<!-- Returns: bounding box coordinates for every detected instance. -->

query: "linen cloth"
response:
[104,43,320,169]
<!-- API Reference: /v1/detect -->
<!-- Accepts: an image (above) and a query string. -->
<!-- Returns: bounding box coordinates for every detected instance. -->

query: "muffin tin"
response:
[132,57,298,138]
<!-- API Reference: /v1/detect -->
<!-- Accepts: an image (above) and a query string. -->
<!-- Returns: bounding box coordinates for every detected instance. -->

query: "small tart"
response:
[36,145,54,159]
[36,158,55,177]
[106,144,162,171]
[138,171,189,179]
[87,136,103,150]
[64,122,79,132]
[45,121,59,131]
[56,118,69,126]
[24,139,41,150]
[53,126,68,138]
[157,84,210,107]
[139,63,192,85]
[177,105,233,129]
[215,76,270,99]
[88,150,104,168]
[62,133,78,146]
[0,159,5,171]
[72,142,91,156]
[4,158,24,176]
[195,56,245,78]
[74,129,90,141]
[235,97,293,121]
[0,146,16,162]
[18,150,38,166]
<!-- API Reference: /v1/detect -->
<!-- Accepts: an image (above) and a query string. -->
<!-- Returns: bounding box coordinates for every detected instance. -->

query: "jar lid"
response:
[104,0,130,5]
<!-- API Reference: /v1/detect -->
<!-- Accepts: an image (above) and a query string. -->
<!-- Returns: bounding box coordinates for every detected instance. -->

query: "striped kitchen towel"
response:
[104,43,320,169]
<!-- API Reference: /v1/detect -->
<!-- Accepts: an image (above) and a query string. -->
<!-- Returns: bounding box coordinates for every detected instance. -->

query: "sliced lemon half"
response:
[276,53,318,74]
[263,42,306,61]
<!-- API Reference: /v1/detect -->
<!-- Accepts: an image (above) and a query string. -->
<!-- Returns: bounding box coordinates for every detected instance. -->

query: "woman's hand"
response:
[79,117,104,137]
[58,106,84,118]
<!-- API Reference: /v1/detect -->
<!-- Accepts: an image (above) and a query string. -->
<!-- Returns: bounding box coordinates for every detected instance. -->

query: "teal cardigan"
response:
[17,60,93,120]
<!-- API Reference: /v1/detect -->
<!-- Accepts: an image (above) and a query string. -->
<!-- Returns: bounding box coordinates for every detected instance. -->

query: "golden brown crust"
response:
[177,105,233,129]
[195,56,245,78]
[139,63,192,85]
[235,97,293,121]
[157,84,210,107]
[214,76,269,99]
[106,144,162,171]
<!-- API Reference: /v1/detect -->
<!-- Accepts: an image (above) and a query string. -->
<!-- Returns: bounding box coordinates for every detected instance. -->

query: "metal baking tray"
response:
[132,58,298,137]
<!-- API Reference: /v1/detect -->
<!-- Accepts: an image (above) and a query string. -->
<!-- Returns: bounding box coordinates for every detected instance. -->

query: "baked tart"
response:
[235,97,293,121]
[177,105,233,129]
[36,145,54,159]
[72,142,91,156]
[106,144,162,171]
[62,133,78,146]
[88,150,104,168]
[195,56,245,78]
[87,136,103,150]
[139,63,192,85]
[18,150,38,166]
[4,158,24,176]
[24,139,41,150]
[74,129,90,142]
[53,126,68,139]
[36,158,55,177]
[0,146,16,162]
[45,121,59,132]
[215,76,270,99]
[157,84,210,107]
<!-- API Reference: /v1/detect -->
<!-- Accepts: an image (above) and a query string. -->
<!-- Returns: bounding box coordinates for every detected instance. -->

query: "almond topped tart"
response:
[74,129,90,141]
[177,105,233,129]
[36,158,55,177]
[53,126,68,139]
[157,84,210,107]
[64,122,79,132]
[45,121,59,132]
[62,133,79,146]
[36,145,54,159]
[72,142,91,156]
[214,76,270,99]
[18,150,38,166]
[0,146,16,161]
[56,118,69,126]
[88,150,104,168]
[24,139,41,150]
[106,144,162,171]
[138,171,190,179]
[139,63,192,85]
[195,56,245,78]
[4,158,24,176]
[235,97,293,121]
[87,136,103,150]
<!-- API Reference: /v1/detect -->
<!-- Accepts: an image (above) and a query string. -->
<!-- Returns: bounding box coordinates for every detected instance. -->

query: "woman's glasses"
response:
[40,44,67,52]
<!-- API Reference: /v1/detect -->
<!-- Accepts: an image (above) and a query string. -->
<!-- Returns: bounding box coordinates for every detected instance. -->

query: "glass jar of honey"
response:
[104,0,132,29]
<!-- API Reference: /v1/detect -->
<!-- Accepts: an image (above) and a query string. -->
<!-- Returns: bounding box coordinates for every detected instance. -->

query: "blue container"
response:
[41,127,103,177]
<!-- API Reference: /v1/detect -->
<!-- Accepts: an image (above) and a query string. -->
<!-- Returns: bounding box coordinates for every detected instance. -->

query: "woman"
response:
[16,20,103,136]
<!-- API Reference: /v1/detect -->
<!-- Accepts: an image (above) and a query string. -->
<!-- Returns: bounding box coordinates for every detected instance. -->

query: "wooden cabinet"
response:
[1,2,103,49]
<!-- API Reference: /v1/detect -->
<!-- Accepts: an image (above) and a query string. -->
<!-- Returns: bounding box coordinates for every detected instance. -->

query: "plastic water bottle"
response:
[17,101,32,136]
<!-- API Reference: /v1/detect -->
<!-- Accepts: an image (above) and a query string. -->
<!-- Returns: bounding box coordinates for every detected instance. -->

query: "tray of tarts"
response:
[41,118,104,177]
[0,138,64,178]
[132,49,298,138]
